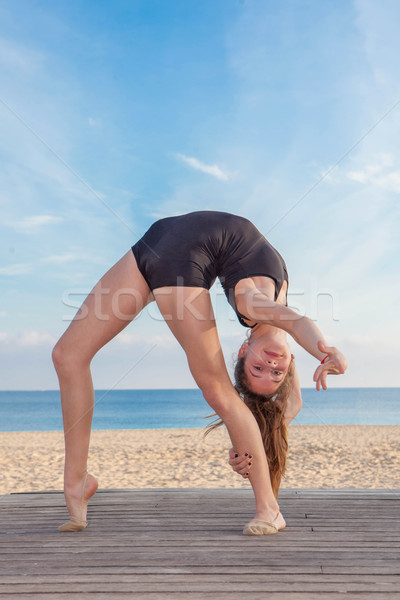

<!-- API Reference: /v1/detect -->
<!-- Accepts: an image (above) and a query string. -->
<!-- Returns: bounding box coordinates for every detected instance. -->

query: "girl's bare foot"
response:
[59,473,98,532]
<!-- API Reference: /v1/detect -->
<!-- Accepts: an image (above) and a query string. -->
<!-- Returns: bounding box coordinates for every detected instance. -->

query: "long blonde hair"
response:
[204,354,295,499]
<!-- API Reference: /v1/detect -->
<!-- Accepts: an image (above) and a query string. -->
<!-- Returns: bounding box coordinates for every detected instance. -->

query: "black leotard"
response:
[131,211,288,327]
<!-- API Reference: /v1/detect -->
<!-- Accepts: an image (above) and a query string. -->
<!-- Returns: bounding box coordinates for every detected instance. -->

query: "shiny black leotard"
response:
[131,211,288,327]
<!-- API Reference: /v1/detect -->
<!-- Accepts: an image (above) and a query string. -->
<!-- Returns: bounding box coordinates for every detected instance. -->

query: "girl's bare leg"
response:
[154,287,285,530]
[52,251,153,526]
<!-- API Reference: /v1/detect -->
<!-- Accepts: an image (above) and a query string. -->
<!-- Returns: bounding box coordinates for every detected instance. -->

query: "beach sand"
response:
[0,425,399,495]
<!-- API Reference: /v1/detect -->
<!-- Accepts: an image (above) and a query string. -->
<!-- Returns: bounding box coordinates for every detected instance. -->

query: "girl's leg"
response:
[153,287,284,529]
[52,250,153,525]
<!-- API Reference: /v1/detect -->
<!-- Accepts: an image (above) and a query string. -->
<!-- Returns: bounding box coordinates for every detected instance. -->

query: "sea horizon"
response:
[0,388,399,432]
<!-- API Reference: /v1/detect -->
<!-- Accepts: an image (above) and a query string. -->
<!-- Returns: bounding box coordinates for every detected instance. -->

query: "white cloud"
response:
[347,170,368,183]
[88,117,102,128]
[347,157,400,193]
[175,153,229,181]
[13,215,63,230]
[19,331,57,346]
[41,253,79,264]
[0,331,56,348]
[317,164,337,184]
[117,332,175,349]
[0,263,33,275]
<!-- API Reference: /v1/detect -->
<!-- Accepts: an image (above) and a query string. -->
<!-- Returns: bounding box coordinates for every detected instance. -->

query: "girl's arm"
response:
[241,290,326,357]
[239,291,348,389]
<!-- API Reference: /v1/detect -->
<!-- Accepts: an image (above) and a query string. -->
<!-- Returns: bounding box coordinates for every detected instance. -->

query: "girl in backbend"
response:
[53,211,347,535]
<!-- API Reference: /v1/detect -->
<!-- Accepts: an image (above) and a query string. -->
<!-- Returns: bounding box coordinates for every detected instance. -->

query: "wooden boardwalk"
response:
[1,488,399,599]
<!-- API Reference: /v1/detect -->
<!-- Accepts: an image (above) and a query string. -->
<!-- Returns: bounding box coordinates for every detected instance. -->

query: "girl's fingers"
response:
[228,452,253,475]
[315,370,329,391]
[313,358,344,385]
[228,455,242,466]
[237,461,252,476]
[321,371,328,390]
[314,345,348,390]
[237,465,251,476]
[233,457,252,472]
[315,371,323,391]
[313,364,324,382]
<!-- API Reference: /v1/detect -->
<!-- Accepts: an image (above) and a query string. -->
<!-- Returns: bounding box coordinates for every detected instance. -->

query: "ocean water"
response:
[0,388,399,433]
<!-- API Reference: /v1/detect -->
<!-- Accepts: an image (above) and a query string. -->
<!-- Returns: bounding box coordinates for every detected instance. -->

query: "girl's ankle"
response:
[64,471,88,488]
[256,501,279,514]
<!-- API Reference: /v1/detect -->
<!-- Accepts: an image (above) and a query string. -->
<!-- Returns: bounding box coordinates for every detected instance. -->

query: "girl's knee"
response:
[52,341,69,373]
[52,340,90,374]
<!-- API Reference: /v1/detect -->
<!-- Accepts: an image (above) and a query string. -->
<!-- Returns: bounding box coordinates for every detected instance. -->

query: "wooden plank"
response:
[2,540,399,551]
[1,565,399,575]
[1,574,400,585]
[1,594,399,600]
[0,580,399,592]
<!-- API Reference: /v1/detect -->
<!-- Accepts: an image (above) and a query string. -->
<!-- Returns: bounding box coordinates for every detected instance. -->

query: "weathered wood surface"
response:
[1,488,399,599]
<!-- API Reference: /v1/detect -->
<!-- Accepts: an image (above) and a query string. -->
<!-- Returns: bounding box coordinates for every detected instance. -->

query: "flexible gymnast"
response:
[52,210,347,535]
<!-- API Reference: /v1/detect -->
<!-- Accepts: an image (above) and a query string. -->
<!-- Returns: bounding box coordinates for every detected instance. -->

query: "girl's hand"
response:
[313,341,348,391]
[228,448,252,479]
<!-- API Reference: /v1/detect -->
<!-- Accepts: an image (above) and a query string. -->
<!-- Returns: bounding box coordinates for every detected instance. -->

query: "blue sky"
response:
[0,0,399,390]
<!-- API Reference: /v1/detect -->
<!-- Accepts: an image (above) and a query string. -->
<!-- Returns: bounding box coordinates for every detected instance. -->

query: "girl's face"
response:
[238,336,292,395]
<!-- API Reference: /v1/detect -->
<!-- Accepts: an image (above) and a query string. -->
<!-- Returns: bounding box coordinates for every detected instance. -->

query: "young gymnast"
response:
[52,211,347,535]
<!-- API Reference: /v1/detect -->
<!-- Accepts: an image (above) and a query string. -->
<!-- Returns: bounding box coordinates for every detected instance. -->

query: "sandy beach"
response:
[0,425,399,495]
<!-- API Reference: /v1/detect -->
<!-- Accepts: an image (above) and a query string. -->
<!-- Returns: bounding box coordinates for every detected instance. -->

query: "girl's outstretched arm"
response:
[238,292,348,388]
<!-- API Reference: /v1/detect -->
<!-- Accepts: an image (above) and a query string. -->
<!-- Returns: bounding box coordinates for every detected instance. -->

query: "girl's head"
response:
[237,332,293,396]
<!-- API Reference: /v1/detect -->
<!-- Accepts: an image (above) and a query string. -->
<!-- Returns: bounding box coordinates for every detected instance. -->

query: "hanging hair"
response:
[204,352,295,499]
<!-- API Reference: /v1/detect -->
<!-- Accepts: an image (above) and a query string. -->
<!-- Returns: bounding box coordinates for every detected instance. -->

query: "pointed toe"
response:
[243,511,281,536]
[58,519,87,532]
[243,520,278,535]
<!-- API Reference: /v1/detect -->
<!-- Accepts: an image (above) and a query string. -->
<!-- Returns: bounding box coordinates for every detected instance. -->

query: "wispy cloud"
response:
[0,331,56,348]
[0,36,45,74]
[40,248,107,264]
[117,332,175,349]
[347,154,400,192]
[175,153,229,181]
[19,331,57,347]
[41,253,79,264]
[0,263,33,276]
[10,215,63,232]
[88,117,102,128]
